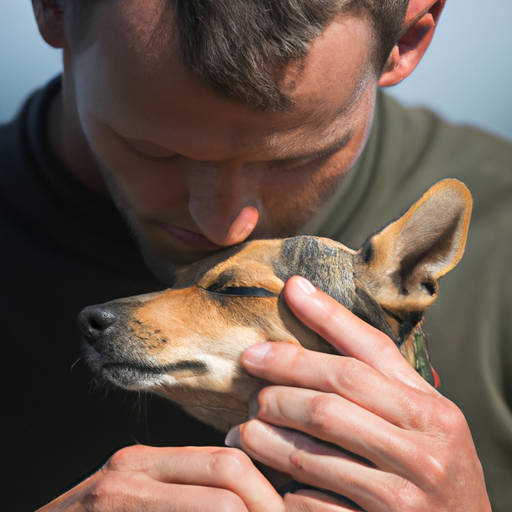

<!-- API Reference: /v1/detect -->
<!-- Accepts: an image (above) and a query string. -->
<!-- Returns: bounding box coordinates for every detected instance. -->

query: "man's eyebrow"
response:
[270,131,353,165]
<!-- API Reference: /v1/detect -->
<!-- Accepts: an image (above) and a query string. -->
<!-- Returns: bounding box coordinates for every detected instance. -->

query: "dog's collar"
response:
[411,325,444,393]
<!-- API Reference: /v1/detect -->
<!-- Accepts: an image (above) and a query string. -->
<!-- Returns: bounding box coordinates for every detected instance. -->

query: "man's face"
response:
[67,0,379,274]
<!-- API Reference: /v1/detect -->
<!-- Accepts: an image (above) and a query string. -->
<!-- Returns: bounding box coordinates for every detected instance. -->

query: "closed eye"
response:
[203,286,277,298]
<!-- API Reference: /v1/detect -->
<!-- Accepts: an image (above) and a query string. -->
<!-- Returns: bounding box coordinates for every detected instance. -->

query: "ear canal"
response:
[356,179,472,314]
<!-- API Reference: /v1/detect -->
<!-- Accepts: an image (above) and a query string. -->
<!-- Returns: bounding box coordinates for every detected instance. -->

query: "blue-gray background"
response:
[2,0,511,141]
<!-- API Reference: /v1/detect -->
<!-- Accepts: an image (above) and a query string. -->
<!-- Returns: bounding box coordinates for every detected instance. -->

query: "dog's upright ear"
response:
[355,179,472,316]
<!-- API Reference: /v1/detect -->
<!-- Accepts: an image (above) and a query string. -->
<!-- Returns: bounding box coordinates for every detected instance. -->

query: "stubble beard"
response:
[99,167,180,284]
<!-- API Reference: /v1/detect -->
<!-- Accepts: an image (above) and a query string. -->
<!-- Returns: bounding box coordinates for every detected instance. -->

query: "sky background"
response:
[1,0,511,141]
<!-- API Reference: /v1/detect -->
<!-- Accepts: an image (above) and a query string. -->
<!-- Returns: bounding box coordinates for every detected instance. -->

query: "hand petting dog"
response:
[230,276,492,511]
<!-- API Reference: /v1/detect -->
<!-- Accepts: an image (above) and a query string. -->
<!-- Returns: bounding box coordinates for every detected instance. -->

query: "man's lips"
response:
[155,223,224,251]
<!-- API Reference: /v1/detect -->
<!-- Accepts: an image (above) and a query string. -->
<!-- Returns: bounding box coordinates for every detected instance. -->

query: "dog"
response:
[79,179,471,433]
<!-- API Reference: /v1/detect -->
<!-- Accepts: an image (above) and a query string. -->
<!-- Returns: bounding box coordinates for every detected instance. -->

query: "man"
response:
[1,0,510,510]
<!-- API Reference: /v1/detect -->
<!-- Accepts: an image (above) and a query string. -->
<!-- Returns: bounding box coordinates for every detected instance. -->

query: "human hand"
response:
[229,276,491,512]
[36,445,284,512]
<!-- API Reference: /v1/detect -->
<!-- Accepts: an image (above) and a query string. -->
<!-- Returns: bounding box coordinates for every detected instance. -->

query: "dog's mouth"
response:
[97,360,209,389]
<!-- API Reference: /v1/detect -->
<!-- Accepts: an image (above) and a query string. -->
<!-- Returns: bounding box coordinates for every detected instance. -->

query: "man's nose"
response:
[186,163,261,246]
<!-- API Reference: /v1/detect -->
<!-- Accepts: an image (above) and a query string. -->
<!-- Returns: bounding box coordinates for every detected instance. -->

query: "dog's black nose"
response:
[77,305,117,343]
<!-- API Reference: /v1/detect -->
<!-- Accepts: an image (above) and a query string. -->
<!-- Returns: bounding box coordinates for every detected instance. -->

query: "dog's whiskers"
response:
[69,358,81,373]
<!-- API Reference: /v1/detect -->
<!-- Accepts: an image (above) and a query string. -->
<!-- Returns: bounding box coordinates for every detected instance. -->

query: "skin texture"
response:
[32,0,492,510]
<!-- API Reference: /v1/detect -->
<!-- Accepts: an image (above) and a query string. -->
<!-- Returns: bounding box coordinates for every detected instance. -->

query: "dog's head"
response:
[79,179,471,431]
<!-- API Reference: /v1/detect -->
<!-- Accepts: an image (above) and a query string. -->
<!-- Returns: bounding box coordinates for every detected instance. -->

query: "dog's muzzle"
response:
[78,304,118,345]
[77,299,140,347]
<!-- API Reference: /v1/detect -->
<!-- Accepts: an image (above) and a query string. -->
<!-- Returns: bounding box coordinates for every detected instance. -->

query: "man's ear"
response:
[32,0,69,49]
[378,0,446,87]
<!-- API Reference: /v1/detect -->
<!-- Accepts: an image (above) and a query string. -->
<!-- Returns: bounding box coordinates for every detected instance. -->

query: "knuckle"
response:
[288,447,313,476]
[421,454,450,489]
[372,329,395,348]
[406,439,450,489]
[382,480,425,512]
[274,344,311,381]
[328,356,364,394]
[83,472,128,511]
[106,444,150,472]
[403,394,439,430]
[207,447,252,478]
[395,492,424,512]
[288,344,312,372]
[215,492,248,512]
[418,395,469,436]
[399,433,451,490]
[415,414,469,491]
[307,394,339,431]
[435,401,467,434]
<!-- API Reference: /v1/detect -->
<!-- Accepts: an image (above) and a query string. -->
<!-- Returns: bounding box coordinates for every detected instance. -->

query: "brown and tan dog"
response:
[79,179,471,432]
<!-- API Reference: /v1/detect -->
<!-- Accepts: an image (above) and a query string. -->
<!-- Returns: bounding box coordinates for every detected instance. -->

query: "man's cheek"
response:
[99,157,188,214]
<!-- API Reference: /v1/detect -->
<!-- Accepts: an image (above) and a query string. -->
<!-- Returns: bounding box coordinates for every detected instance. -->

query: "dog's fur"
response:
[79,179,472,432]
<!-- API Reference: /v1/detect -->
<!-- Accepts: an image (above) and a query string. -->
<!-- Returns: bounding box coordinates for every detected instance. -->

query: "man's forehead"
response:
[82,1,376,159]
[91,0,375,89]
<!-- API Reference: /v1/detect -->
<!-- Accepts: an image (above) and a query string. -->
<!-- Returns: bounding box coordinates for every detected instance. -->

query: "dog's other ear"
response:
[356,179,472,315]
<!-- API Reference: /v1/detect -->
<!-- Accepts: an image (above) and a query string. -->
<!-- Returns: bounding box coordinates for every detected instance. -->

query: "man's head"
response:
[33,0,444,279]
[56,0,410,111]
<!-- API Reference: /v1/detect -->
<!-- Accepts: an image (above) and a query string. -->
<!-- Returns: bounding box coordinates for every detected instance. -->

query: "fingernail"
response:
[225,426,241,448]
[296,276,316,295]
[248,392,260,419]
[244,343,272,364]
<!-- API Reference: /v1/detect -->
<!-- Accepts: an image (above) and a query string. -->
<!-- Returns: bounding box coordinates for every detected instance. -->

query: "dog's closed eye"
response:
[203,285,277,298]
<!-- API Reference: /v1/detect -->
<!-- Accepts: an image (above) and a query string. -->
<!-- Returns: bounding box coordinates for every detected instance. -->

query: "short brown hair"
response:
[60,0,408,111]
